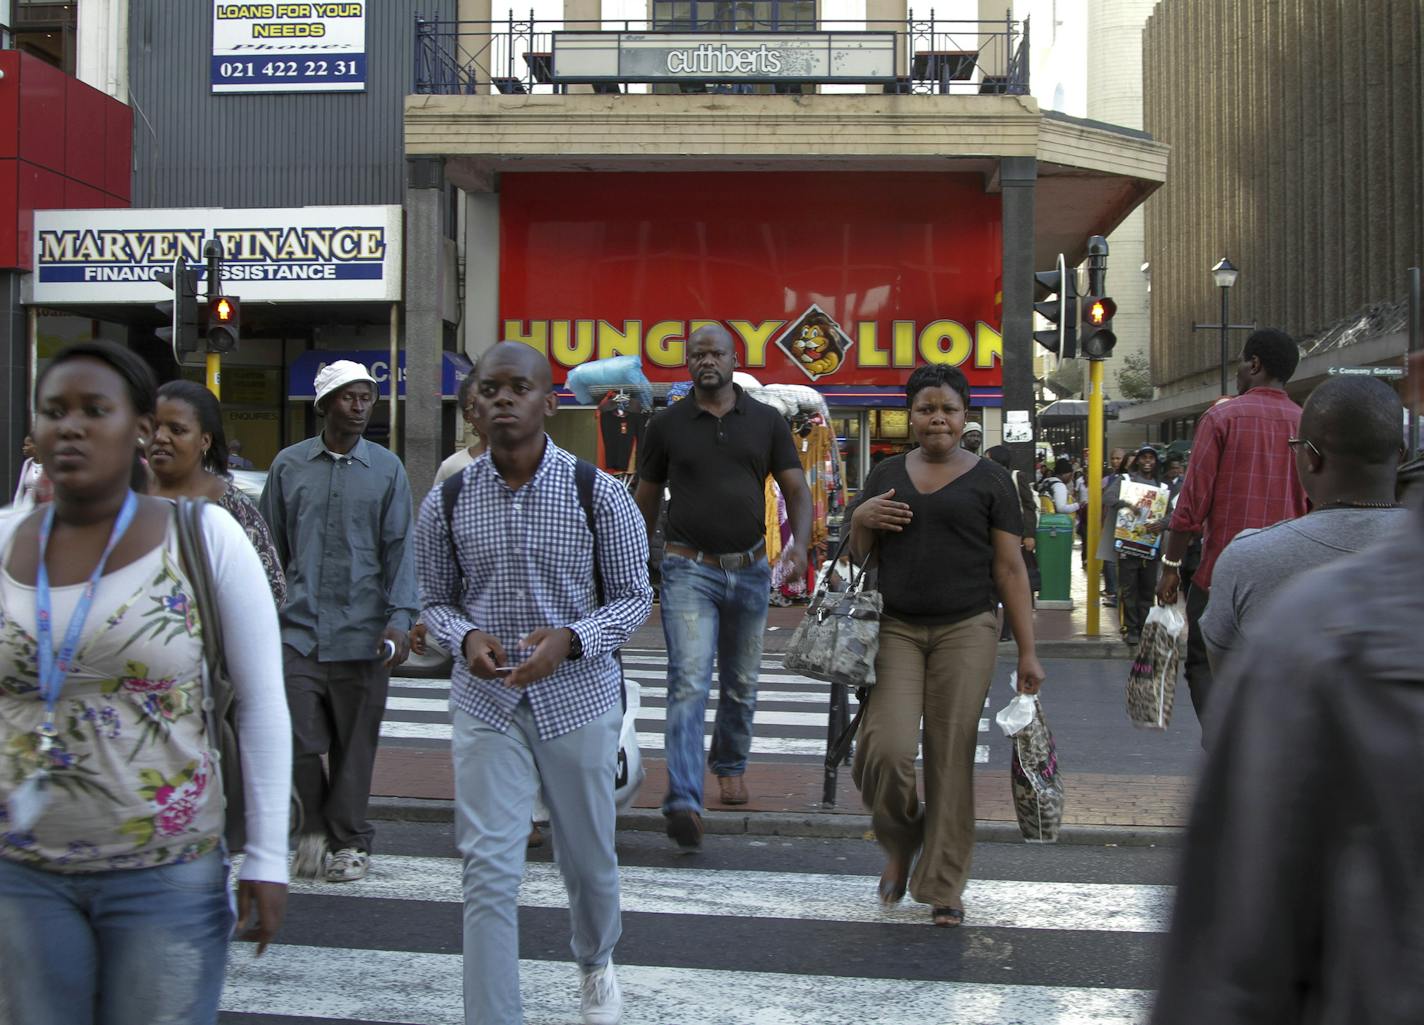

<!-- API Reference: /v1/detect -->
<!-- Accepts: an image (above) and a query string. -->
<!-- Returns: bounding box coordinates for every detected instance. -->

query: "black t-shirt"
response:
[638,385,802,553]
[597,392,644,472]
[853,454,1024,625]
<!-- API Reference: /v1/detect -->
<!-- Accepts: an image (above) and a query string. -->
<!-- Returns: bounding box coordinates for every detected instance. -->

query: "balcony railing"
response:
[413,12,1028,97]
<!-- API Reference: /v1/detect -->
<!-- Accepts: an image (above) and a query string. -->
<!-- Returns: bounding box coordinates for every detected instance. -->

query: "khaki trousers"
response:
[852,612,999,908]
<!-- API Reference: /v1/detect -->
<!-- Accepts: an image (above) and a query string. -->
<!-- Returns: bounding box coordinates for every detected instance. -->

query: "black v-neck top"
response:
[852,453,1023,625]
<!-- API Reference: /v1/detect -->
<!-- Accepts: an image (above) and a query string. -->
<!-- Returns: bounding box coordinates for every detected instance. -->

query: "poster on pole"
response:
[212,2,367,94]
[1113,481,1170,559]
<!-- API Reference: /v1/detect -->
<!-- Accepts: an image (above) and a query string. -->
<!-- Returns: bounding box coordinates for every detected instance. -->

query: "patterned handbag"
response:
[782,534,882,688]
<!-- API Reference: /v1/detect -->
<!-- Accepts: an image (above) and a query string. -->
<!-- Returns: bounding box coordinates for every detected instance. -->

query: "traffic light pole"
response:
[1085,359,1104,637]
[204,241,223,399]
[206,352,221,399]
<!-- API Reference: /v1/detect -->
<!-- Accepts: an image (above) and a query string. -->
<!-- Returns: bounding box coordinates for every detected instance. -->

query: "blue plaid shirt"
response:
[413,439,652,739]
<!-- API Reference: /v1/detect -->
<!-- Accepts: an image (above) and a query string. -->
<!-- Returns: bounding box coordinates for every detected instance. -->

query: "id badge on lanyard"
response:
[7,491,138,832]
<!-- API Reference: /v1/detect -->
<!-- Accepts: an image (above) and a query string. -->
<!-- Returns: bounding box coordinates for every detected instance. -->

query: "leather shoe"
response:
[666,810,703,850]
[717,775,749,805]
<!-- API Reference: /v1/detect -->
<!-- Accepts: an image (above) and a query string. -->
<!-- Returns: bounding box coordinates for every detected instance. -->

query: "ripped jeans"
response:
[0,851,233,1025]
[659,551,772,815]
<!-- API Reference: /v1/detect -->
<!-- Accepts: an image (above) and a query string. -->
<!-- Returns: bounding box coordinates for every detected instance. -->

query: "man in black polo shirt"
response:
[635,325,812,848]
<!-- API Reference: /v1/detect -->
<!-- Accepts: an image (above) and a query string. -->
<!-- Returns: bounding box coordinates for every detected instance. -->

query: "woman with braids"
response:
[147,379,286,605]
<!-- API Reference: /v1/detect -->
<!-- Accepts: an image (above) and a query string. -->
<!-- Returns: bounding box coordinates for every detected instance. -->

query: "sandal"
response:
[931,906,964,928]
[877,862,909,907]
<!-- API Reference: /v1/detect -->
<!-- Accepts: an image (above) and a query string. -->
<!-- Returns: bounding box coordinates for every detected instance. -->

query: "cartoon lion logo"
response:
[773,305,851,382]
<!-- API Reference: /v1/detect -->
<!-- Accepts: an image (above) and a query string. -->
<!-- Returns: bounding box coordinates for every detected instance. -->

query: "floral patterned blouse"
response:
[0,523,223,872]
[217,480,286,606]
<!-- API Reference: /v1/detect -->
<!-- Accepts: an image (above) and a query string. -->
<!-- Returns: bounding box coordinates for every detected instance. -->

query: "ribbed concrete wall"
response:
[1143,0,1424,391]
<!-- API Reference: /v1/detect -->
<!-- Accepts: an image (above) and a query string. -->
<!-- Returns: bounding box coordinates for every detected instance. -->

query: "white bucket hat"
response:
[314,359,378,411]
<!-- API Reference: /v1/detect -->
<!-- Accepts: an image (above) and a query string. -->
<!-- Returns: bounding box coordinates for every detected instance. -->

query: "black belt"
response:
[664,539,767,570]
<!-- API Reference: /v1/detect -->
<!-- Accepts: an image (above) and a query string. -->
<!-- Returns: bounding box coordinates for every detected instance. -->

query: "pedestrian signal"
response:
[206,295,241,354]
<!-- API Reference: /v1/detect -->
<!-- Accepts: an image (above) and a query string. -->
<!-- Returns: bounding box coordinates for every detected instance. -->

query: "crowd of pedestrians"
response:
[0,322,1419,1023]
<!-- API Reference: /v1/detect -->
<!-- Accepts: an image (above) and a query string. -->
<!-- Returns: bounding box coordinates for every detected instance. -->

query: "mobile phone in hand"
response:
[379,639,397,663]
[493,666,515,677]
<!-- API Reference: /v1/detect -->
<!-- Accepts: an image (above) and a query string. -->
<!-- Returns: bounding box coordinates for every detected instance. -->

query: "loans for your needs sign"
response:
[32,206,402,304]
[551,32,897,83]
[212,2,367,93]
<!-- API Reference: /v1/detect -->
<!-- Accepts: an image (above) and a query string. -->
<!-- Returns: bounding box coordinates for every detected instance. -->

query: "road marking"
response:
[222,945,1155,1025]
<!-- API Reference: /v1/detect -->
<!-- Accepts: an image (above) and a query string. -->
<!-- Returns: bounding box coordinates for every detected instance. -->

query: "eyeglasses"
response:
[1287,437,1321,459]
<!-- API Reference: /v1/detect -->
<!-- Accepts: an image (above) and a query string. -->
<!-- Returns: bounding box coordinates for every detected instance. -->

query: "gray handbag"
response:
[782,534,882,688]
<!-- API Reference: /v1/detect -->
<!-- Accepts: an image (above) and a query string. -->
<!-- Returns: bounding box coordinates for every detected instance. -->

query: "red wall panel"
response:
[0,52,20,159]
[0,160,17,267]
[104,102,134,201]
[65,77,108,191]
[16,55,66,171]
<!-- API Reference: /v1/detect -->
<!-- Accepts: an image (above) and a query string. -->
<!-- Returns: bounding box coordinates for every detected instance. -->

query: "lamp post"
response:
[1211,257,1240,395]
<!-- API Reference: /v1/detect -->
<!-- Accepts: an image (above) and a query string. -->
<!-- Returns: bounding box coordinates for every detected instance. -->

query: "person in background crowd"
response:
[1151,365,1424,1024]
[1043,458,1082,516]
[1201,376,1407,678]
[260,360,418,883]
[148,380,286,604]
[1097,447,1127,604]
[1156,329,1309,725]
[414,342,651,1025]
[10,433,52,509]
[227,438,255,470]
[849,364,1045,929]
[1101,445,1166,647]
[985,445,1038,642]
[634,325,810,848]
[435,366,487,485]
[1162,454,1185,497]
[0,341,291,1023]
[961,421,983,455]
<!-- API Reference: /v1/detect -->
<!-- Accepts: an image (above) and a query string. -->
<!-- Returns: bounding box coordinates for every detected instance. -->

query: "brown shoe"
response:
[717,775,749,805]
[666,810,703,850]
[527,824,544,849]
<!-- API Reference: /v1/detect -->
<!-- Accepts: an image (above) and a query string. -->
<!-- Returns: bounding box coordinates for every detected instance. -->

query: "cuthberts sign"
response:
[551,31,897,84]
[32,206,402,304]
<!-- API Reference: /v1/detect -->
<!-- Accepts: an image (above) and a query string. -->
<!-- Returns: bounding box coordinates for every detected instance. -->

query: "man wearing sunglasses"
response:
[1156,329,1310,727]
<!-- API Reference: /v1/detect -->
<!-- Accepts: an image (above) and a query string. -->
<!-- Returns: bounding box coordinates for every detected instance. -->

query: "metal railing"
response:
[413,12,1028,97]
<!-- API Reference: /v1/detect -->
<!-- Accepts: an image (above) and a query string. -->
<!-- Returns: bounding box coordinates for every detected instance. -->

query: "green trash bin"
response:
[1035,513,1076,609]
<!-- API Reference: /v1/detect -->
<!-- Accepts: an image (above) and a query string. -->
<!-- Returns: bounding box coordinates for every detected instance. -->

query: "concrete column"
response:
[998,156,1037,476]
[458,0,492,95]
[866,0,907,78]
[463,190,500,360]
[76,0,129,102]
[563,0,602,92]
[977,0,1010,80]
[405,158,446,507]
[0,273,27,499]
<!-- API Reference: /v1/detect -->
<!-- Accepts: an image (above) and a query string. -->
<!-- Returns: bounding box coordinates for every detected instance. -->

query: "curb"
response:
[368,798,1183,848]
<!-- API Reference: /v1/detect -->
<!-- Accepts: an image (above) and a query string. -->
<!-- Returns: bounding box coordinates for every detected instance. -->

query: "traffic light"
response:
[1033,254,1078,359]
[206,294,241,353]
[1080,295,1118,359]
[155,258,200,358]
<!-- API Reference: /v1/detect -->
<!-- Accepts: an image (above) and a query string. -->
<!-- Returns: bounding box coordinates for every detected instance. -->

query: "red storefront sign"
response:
[499,171,1003,396]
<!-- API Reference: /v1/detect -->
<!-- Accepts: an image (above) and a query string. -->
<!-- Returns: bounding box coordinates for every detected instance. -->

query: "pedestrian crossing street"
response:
[382,650,992,764]
[220,828,1169,1024]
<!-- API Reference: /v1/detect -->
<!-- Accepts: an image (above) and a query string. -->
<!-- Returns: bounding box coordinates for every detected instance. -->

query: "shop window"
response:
[11,1,77,75]
[651,0,815,31]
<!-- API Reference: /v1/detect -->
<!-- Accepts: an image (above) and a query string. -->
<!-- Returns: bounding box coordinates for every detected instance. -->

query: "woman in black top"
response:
[848,365,1045,927]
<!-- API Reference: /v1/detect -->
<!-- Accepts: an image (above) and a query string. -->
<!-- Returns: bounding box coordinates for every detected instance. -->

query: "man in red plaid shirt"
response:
[1157,329,1309,727]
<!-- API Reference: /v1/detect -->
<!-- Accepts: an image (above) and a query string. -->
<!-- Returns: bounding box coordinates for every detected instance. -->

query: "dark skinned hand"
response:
[462,629,509,679]
[780,544,809,582]
[1156,565,1181,605]
[236,880,287,956]
[504,628,574,689]
[852,488,914,533]
[1016,653,1047,695]
[379,626,410,668]
[408,623,429,657]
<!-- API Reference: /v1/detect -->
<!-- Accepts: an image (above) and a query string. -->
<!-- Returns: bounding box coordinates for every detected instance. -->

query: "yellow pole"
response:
[1085,360,1104,636]
[205,352,221,399]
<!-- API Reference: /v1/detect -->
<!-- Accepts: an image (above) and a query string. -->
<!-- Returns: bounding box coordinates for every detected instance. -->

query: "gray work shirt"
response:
[259,435,419,662]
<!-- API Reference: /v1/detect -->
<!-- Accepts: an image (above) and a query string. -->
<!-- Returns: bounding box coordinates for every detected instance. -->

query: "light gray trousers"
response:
[453,701,622,1025]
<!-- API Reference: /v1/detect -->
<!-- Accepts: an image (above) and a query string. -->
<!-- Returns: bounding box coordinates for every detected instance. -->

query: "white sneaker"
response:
[324,847,370,882]
[579,961,623,1025]
[291,834,328,881]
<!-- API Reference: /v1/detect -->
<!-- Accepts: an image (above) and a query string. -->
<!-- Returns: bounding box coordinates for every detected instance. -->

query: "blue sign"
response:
[287,349,473,400]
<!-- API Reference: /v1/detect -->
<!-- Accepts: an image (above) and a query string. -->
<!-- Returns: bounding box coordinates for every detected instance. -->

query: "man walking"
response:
[260,360,417,882]
[634,324,811,848]
[414,342,651,1025]
[1156,329,1309,723]
[1200,376,1406,676]
[961,421,984,455]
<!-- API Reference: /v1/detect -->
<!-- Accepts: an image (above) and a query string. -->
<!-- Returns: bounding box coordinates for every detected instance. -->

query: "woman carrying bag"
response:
[848,365,1045,928]
[0,341,292,1024]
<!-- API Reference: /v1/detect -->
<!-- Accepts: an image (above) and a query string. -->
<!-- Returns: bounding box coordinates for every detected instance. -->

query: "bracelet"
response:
[1160,557,1182,569]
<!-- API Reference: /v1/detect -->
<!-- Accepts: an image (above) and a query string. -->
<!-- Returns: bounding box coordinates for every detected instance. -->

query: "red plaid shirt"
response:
[1169,387,1310,590]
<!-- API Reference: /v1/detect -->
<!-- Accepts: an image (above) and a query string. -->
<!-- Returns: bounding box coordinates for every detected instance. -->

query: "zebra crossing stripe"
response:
[275,855,1173,934]
[389,681,862,706]
[221,945,1155,1025]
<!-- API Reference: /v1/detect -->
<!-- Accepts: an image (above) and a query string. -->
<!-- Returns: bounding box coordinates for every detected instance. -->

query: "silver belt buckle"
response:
[717,551,745,570]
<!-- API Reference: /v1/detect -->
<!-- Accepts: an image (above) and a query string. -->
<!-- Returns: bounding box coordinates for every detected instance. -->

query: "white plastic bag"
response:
[613,680,645,811]
[995,673,1038,737]
[995,674,1064,842]
[1127,602,1188,729]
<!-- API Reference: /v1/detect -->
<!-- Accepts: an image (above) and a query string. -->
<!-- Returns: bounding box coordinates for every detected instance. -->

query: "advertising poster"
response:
[212,2,367,93]
[1114,481,1170,559]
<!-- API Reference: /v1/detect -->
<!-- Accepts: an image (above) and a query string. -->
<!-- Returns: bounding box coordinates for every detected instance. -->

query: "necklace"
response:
[1319,499,1400,509]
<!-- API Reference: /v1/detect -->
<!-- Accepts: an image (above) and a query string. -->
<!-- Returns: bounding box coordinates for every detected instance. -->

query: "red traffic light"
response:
[1084,297,1117,326]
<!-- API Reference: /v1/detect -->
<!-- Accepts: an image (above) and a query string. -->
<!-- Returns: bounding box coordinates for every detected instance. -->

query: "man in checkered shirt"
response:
[414,342,652,1025]
[1157,329,1309,729]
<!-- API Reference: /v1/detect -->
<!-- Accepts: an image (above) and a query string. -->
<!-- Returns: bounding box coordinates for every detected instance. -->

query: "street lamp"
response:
[1212,257,1239,395]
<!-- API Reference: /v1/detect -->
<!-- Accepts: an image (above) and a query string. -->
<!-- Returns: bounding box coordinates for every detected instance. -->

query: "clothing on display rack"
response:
[595,389,647,476]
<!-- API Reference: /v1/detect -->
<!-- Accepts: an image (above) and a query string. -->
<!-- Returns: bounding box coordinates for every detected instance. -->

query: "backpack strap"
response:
[573,457,625,711]
[441,467,466,533]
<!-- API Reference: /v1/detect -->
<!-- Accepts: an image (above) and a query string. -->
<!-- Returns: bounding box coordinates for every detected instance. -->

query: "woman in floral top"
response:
[0,342,292,1024]
[147,379,286,605]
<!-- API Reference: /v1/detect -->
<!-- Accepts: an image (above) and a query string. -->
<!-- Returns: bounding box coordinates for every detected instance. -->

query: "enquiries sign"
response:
[552,31,897,84]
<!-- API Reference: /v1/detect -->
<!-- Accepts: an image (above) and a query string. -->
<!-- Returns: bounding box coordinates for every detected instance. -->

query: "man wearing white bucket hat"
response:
[260,359,419,883]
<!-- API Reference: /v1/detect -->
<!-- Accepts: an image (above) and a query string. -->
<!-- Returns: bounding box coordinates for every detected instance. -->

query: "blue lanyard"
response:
[35,490,138,735]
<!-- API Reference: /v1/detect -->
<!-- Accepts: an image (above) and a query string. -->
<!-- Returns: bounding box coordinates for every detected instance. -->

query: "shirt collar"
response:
[481,435,563,492]
[308,434,371,466]
[689,383,748,418]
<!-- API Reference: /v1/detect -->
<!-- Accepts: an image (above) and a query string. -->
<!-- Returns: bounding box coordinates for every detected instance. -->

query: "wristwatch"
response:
[567,629,584,660]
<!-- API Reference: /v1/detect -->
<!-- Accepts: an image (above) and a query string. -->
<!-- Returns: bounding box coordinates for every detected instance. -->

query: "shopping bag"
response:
[996,679,1064,843]
[613,679,645,812]
[1126,602,1187,729]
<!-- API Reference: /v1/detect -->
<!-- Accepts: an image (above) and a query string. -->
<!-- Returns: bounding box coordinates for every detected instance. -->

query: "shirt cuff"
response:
[386,610,414,633]
[567,620,597,660]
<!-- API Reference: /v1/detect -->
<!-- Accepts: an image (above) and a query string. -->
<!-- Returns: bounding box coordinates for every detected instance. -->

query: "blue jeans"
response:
[659,551,772,814]
[0,851,234,1025]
